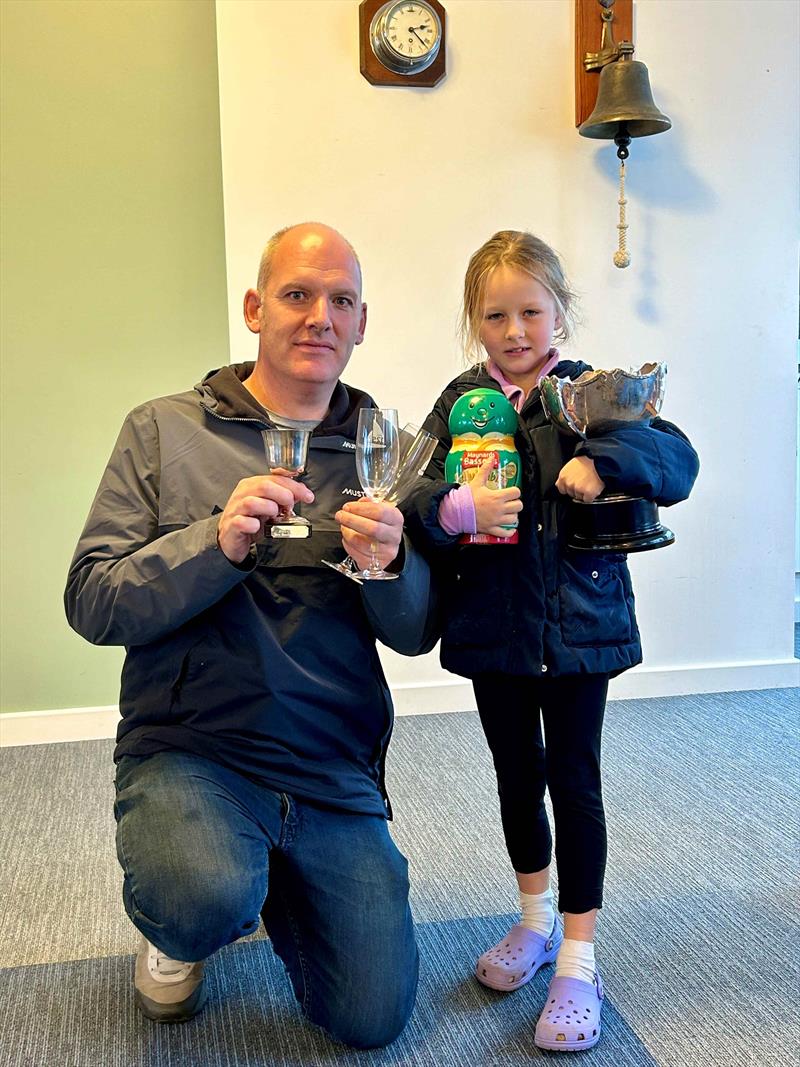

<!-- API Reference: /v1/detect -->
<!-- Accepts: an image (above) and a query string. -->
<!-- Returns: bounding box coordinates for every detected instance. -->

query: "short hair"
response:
[460,230,578,364]
[256,223,362,295]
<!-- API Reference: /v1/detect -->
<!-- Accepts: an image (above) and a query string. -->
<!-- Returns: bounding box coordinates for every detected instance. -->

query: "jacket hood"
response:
[195,362,371,436]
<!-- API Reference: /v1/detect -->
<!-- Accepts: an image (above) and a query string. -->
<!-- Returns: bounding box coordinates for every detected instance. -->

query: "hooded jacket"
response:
[403,361,699,679]
[65,363,439,817]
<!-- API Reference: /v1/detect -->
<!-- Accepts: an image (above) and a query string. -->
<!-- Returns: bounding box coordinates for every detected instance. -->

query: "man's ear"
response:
[243,289,262,334]
[355,302,367,345]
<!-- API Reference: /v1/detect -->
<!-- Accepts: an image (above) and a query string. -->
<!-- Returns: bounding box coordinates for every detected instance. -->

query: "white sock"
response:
[518,887,555,937]
[555,938,596,984]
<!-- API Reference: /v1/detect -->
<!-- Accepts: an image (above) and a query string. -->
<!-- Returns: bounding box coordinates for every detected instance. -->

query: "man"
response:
[65,223,438,1049]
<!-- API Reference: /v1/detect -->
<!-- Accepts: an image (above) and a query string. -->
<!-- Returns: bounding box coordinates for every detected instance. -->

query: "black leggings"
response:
[473,672,608,915]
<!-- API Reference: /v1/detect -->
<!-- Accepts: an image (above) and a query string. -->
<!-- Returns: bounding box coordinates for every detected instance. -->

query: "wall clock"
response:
[359,0,447,88]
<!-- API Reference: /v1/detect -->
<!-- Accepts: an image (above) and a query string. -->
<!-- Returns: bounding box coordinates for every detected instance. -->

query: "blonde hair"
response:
[256,223,362,295]
[460,230,578,364]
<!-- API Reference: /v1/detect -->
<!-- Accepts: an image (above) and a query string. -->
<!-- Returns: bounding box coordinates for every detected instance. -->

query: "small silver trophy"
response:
[262,428,312,539]
[540,362,674,553]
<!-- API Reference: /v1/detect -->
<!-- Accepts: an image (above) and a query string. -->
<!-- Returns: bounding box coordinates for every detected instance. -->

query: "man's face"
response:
[247,227,367,392]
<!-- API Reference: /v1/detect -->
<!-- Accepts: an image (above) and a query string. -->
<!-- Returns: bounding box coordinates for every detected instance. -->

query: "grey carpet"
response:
[1,687,798,1066]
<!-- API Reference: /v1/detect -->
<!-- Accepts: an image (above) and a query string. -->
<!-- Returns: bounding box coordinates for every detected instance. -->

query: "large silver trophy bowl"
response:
[540,362,675,553]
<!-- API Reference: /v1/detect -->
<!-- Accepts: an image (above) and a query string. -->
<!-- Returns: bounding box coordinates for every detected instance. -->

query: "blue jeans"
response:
[114,751,418,1048]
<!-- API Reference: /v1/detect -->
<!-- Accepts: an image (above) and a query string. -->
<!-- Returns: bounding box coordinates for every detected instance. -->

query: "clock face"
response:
[370,0,442,75]
[384,2,440,61]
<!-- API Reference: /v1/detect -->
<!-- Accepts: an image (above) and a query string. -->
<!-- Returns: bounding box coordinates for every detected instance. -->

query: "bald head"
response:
[242,221,368,418]
[257,223,362,297]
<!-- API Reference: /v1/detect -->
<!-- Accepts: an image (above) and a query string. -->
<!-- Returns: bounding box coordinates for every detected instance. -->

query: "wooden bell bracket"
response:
[575,0,633,127]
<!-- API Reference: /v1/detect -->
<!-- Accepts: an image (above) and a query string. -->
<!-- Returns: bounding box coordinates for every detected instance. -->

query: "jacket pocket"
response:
[558,554,632,648]
[120,628,202,721]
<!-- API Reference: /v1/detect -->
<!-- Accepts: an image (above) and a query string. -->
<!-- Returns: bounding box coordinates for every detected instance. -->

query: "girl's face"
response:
[479,265,560,392]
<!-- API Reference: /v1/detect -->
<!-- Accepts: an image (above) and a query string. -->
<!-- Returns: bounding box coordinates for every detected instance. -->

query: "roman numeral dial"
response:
[367,0,443,77]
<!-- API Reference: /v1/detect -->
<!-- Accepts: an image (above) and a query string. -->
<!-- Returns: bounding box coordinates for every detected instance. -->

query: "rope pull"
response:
[613,159,631,268]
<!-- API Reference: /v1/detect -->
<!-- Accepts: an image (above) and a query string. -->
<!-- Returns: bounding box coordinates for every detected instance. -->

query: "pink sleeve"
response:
[437,484,477,535]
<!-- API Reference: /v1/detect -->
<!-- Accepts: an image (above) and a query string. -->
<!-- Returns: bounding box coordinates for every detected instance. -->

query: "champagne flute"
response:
[352,408,400,580]
[262,428,311,538]
[323,421,438,582]
[388,424,439,509]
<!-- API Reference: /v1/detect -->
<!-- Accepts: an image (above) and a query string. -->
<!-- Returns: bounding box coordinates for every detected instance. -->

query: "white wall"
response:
[216,0,799,709]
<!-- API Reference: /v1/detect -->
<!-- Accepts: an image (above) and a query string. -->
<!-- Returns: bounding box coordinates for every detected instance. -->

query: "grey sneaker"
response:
[134,936,207,1023]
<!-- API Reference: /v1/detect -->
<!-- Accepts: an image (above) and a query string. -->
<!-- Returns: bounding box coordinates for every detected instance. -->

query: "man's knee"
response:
[312,962,419,1049]
[122,862,261,961]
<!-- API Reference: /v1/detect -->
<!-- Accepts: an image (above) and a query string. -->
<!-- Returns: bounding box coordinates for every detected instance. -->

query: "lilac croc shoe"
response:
[534,971,604,1052]
[475,916,563,991]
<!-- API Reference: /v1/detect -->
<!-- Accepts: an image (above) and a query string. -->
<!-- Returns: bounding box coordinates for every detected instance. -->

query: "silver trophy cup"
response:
[540,363,675,553]
[262,428,312,539]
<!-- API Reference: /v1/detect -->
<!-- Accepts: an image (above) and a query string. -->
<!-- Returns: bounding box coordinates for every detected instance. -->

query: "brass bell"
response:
[580,54,671,141]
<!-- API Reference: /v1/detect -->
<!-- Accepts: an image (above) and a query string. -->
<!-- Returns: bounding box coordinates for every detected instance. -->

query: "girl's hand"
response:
[555,456,605,502]
[470,458,522,537]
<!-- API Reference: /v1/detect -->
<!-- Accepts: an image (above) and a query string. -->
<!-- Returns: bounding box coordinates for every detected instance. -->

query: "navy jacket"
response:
[65,364,440,817]
[403,362,699,679]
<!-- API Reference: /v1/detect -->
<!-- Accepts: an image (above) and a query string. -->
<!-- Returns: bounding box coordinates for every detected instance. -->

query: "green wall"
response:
[1,0,229,713]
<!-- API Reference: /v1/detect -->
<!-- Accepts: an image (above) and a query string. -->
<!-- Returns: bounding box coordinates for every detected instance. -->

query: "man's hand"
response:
[217,475,315,563]
[336,498,404,572]
[555,456,605,502]
[470,457,523,537]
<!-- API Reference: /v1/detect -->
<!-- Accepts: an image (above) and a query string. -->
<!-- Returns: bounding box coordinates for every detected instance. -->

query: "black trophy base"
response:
[567,494,674,554]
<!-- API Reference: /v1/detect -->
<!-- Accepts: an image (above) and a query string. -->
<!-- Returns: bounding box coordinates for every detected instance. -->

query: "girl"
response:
[405,231,698,1052]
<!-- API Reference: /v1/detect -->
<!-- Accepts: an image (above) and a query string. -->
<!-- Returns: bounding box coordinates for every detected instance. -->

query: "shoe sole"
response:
[474,944,559,992]
[534,1028,601,1052]
[134,984,208,1024]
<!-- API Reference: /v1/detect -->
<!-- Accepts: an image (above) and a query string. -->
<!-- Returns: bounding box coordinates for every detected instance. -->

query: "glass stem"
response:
[368,541,381,573]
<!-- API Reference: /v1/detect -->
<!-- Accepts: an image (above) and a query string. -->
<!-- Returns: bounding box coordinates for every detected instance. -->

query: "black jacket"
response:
[65,364,439,817]
[403,362,699,679]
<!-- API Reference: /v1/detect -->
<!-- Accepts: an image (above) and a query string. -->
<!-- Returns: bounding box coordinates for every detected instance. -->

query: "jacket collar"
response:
[196,362,369,436]
[454,358,590,394]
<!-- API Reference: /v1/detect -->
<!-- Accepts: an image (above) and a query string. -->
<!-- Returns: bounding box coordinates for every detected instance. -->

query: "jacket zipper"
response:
[203,407,271,429]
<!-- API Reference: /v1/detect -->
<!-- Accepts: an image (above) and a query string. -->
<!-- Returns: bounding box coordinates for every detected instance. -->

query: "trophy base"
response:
[267,519,311,539]
[567,494,674,554]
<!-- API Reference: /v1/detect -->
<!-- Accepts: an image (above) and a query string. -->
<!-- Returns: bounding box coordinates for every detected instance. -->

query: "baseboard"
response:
[391,658,800,710]
[392,680,476,717]
[0,706,119,747]
[606,656,800,700]
[2,658,798,746]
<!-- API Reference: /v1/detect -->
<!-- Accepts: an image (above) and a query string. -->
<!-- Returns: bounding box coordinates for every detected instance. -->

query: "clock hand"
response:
[410,27,427,48]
